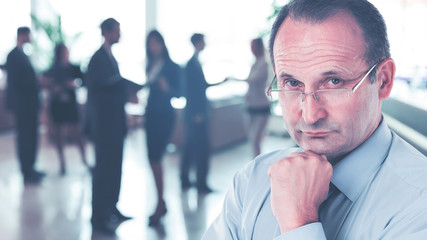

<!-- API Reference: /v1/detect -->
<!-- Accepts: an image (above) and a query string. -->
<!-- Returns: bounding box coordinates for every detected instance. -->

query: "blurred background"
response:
[0,0,426,240]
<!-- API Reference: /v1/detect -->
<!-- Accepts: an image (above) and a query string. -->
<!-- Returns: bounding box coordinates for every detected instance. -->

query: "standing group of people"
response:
[4,17,272,235]
[5,27,91,183]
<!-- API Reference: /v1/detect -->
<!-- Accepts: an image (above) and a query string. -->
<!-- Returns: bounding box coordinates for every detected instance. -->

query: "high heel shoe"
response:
[148,201,167,226]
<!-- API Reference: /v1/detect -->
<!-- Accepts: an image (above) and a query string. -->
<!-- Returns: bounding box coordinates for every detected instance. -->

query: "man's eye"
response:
[285,80,301,88]
[328,78,342,86]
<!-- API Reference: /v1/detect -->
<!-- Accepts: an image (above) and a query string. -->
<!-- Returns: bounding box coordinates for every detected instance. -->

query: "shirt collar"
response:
[331,119,393,201]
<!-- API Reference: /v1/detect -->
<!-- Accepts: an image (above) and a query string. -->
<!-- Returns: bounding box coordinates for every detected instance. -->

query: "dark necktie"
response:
[319,183,353,240]
[327,183,336,198]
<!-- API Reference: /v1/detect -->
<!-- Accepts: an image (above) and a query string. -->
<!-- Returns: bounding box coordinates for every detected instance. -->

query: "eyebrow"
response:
[322,70,340,76]
[278,70,341,79]
[278,72,294,78]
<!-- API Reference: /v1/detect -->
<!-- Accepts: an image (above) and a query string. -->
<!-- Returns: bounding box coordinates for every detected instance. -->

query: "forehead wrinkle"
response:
[275,54,363,69]
[275,40,361,60]
[274,43,366,75]
[286,43,360,57]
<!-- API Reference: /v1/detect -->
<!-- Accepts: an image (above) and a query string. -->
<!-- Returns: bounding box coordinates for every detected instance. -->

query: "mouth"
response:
[302,131,330,138]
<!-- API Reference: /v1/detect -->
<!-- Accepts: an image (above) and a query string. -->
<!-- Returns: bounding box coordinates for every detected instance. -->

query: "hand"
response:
[128,94,139,104]
[39,75,52,88]
[267,150,332,233]
[126,87,140,104]
[66,79,76,89]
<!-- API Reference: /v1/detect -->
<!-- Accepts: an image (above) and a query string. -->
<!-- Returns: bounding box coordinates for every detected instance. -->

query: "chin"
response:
[300,138,338,155]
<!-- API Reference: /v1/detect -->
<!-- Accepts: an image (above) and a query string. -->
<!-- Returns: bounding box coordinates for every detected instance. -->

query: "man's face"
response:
[105,24,121,45]
[197,38,206,51]
[19,33,31,44]
[273,12,384,161]
[24,33,31,43]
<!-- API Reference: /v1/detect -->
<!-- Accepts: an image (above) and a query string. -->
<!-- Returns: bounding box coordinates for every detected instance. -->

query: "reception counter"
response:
[169,96,248,151]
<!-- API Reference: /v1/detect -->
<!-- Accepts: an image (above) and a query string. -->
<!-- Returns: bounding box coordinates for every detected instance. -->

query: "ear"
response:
[375,58,395,100]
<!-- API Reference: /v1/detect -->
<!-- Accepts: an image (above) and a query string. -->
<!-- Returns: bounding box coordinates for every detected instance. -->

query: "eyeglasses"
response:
[266,63,377,107]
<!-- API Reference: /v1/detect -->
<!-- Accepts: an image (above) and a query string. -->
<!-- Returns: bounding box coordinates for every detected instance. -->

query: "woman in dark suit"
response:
[144,30,181,226]
[43,43,90,175]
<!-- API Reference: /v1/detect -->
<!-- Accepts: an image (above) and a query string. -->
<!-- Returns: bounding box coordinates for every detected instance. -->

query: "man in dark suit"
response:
[5,27,45,184]
[85,18,135,234]
[180,33,226,193]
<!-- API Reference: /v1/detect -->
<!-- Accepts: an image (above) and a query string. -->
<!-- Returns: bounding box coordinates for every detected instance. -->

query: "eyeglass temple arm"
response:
[266,75,277,96]
[351,63,377,93]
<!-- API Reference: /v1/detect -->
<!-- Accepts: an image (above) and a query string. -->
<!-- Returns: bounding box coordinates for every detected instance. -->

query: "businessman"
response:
[203,0,427,239]
[5,27,45,184]
[85,18,136,234]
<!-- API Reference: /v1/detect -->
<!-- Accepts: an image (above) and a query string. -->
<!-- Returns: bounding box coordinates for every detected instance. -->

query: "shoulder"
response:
[7,48,20,60]
[88,48,108,66]
[8,47,17,55]
[186,56,197,66]
[164,59,180,70]
[355,132,427,237]
[383,131,427,190]
[91,47,106,60]
[94,47,106,57]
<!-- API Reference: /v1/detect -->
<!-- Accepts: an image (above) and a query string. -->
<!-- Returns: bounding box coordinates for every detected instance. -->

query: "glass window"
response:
[0,0,31,90]
[156,0,276,100]
[372,0,427,111]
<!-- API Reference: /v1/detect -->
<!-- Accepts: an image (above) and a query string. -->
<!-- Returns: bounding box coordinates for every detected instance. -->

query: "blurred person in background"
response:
[5,26,45,185]
[180,33,227,193]
[42,43,90,176]
[143,29,182,226]
[85,18,137,234]
[225,37,271,158]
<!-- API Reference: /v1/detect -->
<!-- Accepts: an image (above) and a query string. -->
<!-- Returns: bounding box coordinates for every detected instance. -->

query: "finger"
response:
[289,150,328,161]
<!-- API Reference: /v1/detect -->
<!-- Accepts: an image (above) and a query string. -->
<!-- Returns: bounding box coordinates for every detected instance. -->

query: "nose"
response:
[301,93,327,125]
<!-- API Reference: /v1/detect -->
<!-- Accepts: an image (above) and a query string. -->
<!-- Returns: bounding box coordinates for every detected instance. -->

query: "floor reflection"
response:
[19,186,45,240]
[181,190,208,240]
[0,127,294,240]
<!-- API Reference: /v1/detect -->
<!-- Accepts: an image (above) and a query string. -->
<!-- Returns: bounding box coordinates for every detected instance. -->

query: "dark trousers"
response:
[91,133,124,221]
[180,120,210,187]
[14,110,39,176]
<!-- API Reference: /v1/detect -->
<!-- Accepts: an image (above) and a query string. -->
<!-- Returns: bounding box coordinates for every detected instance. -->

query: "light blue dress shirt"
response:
[202,120,427,239]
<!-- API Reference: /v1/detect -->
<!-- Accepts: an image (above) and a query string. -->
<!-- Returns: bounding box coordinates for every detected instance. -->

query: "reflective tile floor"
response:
[0,127,294,240]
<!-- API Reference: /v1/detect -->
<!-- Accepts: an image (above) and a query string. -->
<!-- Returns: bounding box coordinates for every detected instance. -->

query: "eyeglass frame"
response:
[266,63,378,103]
